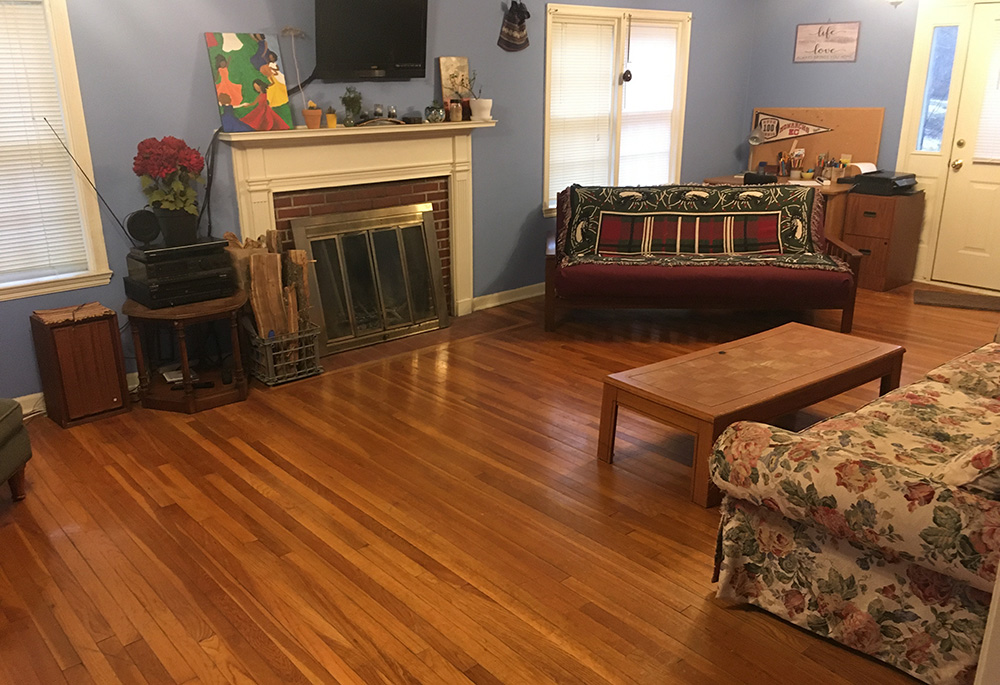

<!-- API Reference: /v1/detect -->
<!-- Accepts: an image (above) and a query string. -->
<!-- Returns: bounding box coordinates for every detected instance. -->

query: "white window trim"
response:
[0,0,111,302]
[542,3,691,218]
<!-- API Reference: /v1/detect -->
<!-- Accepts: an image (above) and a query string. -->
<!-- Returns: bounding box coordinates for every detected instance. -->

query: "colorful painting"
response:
[205,33,293,132]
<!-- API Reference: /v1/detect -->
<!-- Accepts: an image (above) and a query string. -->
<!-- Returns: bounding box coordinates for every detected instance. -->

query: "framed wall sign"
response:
[794,22,861,63]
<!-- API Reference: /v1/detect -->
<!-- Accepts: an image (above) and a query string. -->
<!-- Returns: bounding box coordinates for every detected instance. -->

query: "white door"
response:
[933,3,1000,289]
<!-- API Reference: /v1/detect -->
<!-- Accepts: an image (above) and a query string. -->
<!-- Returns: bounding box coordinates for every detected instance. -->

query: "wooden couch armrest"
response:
[546,227,556,257]
[824,236,863,281]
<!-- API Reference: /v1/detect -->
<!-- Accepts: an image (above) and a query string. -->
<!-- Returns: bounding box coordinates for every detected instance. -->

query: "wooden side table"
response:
[30,303,130,427]
[123,291,248,413]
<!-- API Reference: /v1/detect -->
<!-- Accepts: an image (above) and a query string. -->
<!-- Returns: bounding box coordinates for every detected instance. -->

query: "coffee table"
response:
[597,323,904,507]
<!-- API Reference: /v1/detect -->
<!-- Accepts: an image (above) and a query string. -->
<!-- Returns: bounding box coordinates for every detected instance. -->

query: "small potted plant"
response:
[133,136,204,246]
[325,106,337,128]
[341,86,362,126]
[302,100,322,129]
[450,70,493,122]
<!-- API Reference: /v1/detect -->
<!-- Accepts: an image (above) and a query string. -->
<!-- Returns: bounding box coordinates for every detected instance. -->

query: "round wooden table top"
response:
[122,290,247,322]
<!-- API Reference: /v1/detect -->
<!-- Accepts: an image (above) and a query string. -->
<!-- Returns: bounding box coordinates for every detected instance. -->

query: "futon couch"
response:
[545,184,862,332]
[711,338,1000,684]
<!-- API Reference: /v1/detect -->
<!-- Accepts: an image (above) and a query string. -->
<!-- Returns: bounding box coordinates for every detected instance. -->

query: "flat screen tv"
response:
[314,0,428,81]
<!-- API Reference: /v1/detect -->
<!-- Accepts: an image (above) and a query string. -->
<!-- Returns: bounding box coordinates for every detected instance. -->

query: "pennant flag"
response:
[754,112,832,143]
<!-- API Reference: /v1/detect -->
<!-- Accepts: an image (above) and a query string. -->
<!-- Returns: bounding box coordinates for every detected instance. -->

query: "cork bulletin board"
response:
[748,107,884,170]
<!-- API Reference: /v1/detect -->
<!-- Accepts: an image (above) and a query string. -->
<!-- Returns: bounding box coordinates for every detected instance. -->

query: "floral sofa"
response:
[545,184,862,332]
[711,338,1000,684]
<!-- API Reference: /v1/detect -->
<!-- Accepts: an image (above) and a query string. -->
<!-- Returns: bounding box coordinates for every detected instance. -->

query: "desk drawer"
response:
[846,194,896,239]
[844,233,891,291]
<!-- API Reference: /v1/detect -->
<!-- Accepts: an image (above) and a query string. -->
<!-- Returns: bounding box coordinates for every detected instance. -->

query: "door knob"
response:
[952,159,964,170]
[956,138,966,148]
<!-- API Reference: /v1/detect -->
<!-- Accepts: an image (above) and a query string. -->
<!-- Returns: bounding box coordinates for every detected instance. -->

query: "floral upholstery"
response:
[711,340,1000,684]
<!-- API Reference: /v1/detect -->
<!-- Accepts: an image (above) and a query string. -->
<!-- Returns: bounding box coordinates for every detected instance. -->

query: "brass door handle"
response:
[952,159,964,170]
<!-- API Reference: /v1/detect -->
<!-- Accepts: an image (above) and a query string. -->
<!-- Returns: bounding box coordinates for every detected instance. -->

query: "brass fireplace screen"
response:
[291,203,449,355]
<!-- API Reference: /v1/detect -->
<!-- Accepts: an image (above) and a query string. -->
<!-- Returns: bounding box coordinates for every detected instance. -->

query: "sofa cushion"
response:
[804,414,967,472]
[922,441,1000,499]
[925,342,1000,399]
[854,379,1000,454]
[0,398,23,447]
[552,259,855,309]
[564,184,819,259]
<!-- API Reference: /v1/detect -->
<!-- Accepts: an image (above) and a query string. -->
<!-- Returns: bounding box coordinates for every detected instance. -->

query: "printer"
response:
[837,169,918,196]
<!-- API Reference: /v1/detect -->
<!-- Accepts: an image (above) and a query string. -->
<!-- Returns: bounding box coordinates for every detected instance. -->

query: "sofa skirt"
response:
[554,263,854,310]
[716,498,989,685]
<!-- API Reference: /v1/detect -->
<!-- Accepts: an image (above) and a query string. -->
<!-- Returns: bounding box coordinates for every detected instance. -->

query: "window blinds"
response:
[0,0,89,286]
[545,9,687,211]
[546,17,617,209]
[619,22,677,186]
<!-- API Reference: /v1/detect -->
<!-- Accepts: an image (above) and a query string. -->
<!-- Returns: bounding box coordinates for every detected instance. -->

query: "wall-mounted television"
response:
[314,0,428,81]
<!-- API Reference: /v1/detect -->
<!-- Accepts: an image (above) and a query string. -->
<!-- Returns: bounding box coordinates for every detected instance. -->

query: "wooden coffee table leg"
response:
[691,422,722,508]
[880,356,903,395]
[597,384,620,463]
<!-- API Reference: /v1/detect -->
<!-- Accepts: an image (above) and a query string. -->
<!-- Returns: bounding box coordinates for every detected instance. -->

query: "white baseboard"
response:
[17,372,141,418]
[472,283,545,311]
[15,393,45,416]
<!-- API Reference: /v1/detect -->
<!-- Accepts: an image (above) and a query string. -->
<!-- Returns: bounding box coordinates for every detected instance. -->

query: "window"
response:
[543,4,691,215]
[0,0,110,301]
[915,25,958,153]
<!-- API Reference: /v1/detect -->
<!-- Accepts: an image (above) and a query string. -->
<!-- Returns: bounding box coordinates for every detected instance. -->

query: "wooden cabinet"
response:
[843,191,925,291]
[30,304,130,428]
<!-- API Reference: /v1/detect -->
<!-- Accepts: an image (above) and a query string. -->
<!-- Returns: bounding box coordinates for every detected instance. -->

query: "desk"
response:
[124,291,248,413]
[703,175,852,241]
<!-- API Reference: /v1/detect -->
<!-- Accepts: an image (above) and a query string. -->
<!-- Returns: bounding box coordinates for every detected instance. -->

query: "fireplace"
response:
[291,203,449,354]
[220,121,496,317]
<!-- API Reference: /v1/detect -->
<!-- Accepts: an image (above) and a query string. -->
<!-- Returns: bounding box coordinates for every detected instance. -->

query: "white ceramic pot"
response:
[469,98,493,122]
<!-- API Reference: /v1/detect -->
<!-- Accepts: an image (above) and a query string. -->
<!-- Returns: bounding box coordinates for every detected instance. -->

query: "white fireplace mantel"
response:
[221,120,496,316]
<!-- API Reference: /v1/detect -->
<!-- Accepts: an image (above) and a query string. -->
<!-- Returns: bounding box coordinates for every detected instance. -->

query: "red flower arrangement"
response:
[132,136,205,215]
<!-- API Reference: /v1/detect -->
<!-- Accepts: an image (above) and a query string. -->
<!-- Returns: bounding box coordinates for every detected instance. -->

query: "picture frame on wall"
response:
[794,22,861,63]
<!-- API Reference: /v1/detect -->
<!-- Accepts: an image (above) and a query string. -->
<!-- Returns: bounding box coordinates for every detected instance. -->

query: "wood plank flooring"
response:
[3,284,998,684]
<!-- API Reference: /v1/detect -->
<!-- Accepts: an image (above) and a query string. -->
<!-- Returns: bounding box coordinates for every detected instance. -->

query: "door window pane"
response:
[916,25,958,153]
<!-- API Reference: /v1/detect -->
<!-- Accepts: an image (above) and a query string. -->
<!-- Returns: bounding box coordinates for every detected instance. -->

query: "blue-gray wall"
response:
[745,0,919,170]
[0,0,915,398]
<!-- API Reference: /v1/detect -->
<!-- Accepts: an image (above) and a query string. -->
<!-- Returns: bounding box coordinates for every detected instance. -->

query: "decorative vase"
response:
[153,207,198,247]
[469,98,493,122]
[302,108,322,129]
[425,105,445,123]
[344,111,357,127]
[460,98,472,121]
[325,112,337,128]
[448,100,462,122]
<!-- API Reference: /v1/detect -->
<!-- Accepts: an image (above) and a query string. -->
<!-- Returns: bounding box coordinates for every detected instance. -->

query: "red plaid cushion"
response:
[595,211,783,255]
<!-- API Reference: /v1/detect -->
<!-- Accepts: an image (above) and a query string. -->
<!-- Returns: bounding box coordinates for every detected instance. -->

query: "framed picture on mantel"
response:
[794,22,860,63]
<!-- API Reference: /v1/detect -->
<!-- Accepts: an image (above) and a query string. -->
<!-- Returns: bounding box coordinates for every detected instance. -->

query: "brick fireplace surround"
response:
[220,121,495,316]
[273,178,452,304]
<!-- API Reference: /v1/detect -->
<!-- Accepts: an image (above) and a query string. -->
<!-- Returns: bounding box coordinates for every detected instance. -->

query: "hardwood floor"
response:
[3,284,997,684]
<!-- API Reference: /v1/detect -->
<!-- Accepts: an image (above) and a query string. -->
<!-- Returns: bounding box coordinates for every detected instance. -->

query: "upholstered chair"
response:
[0,399,31,501]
